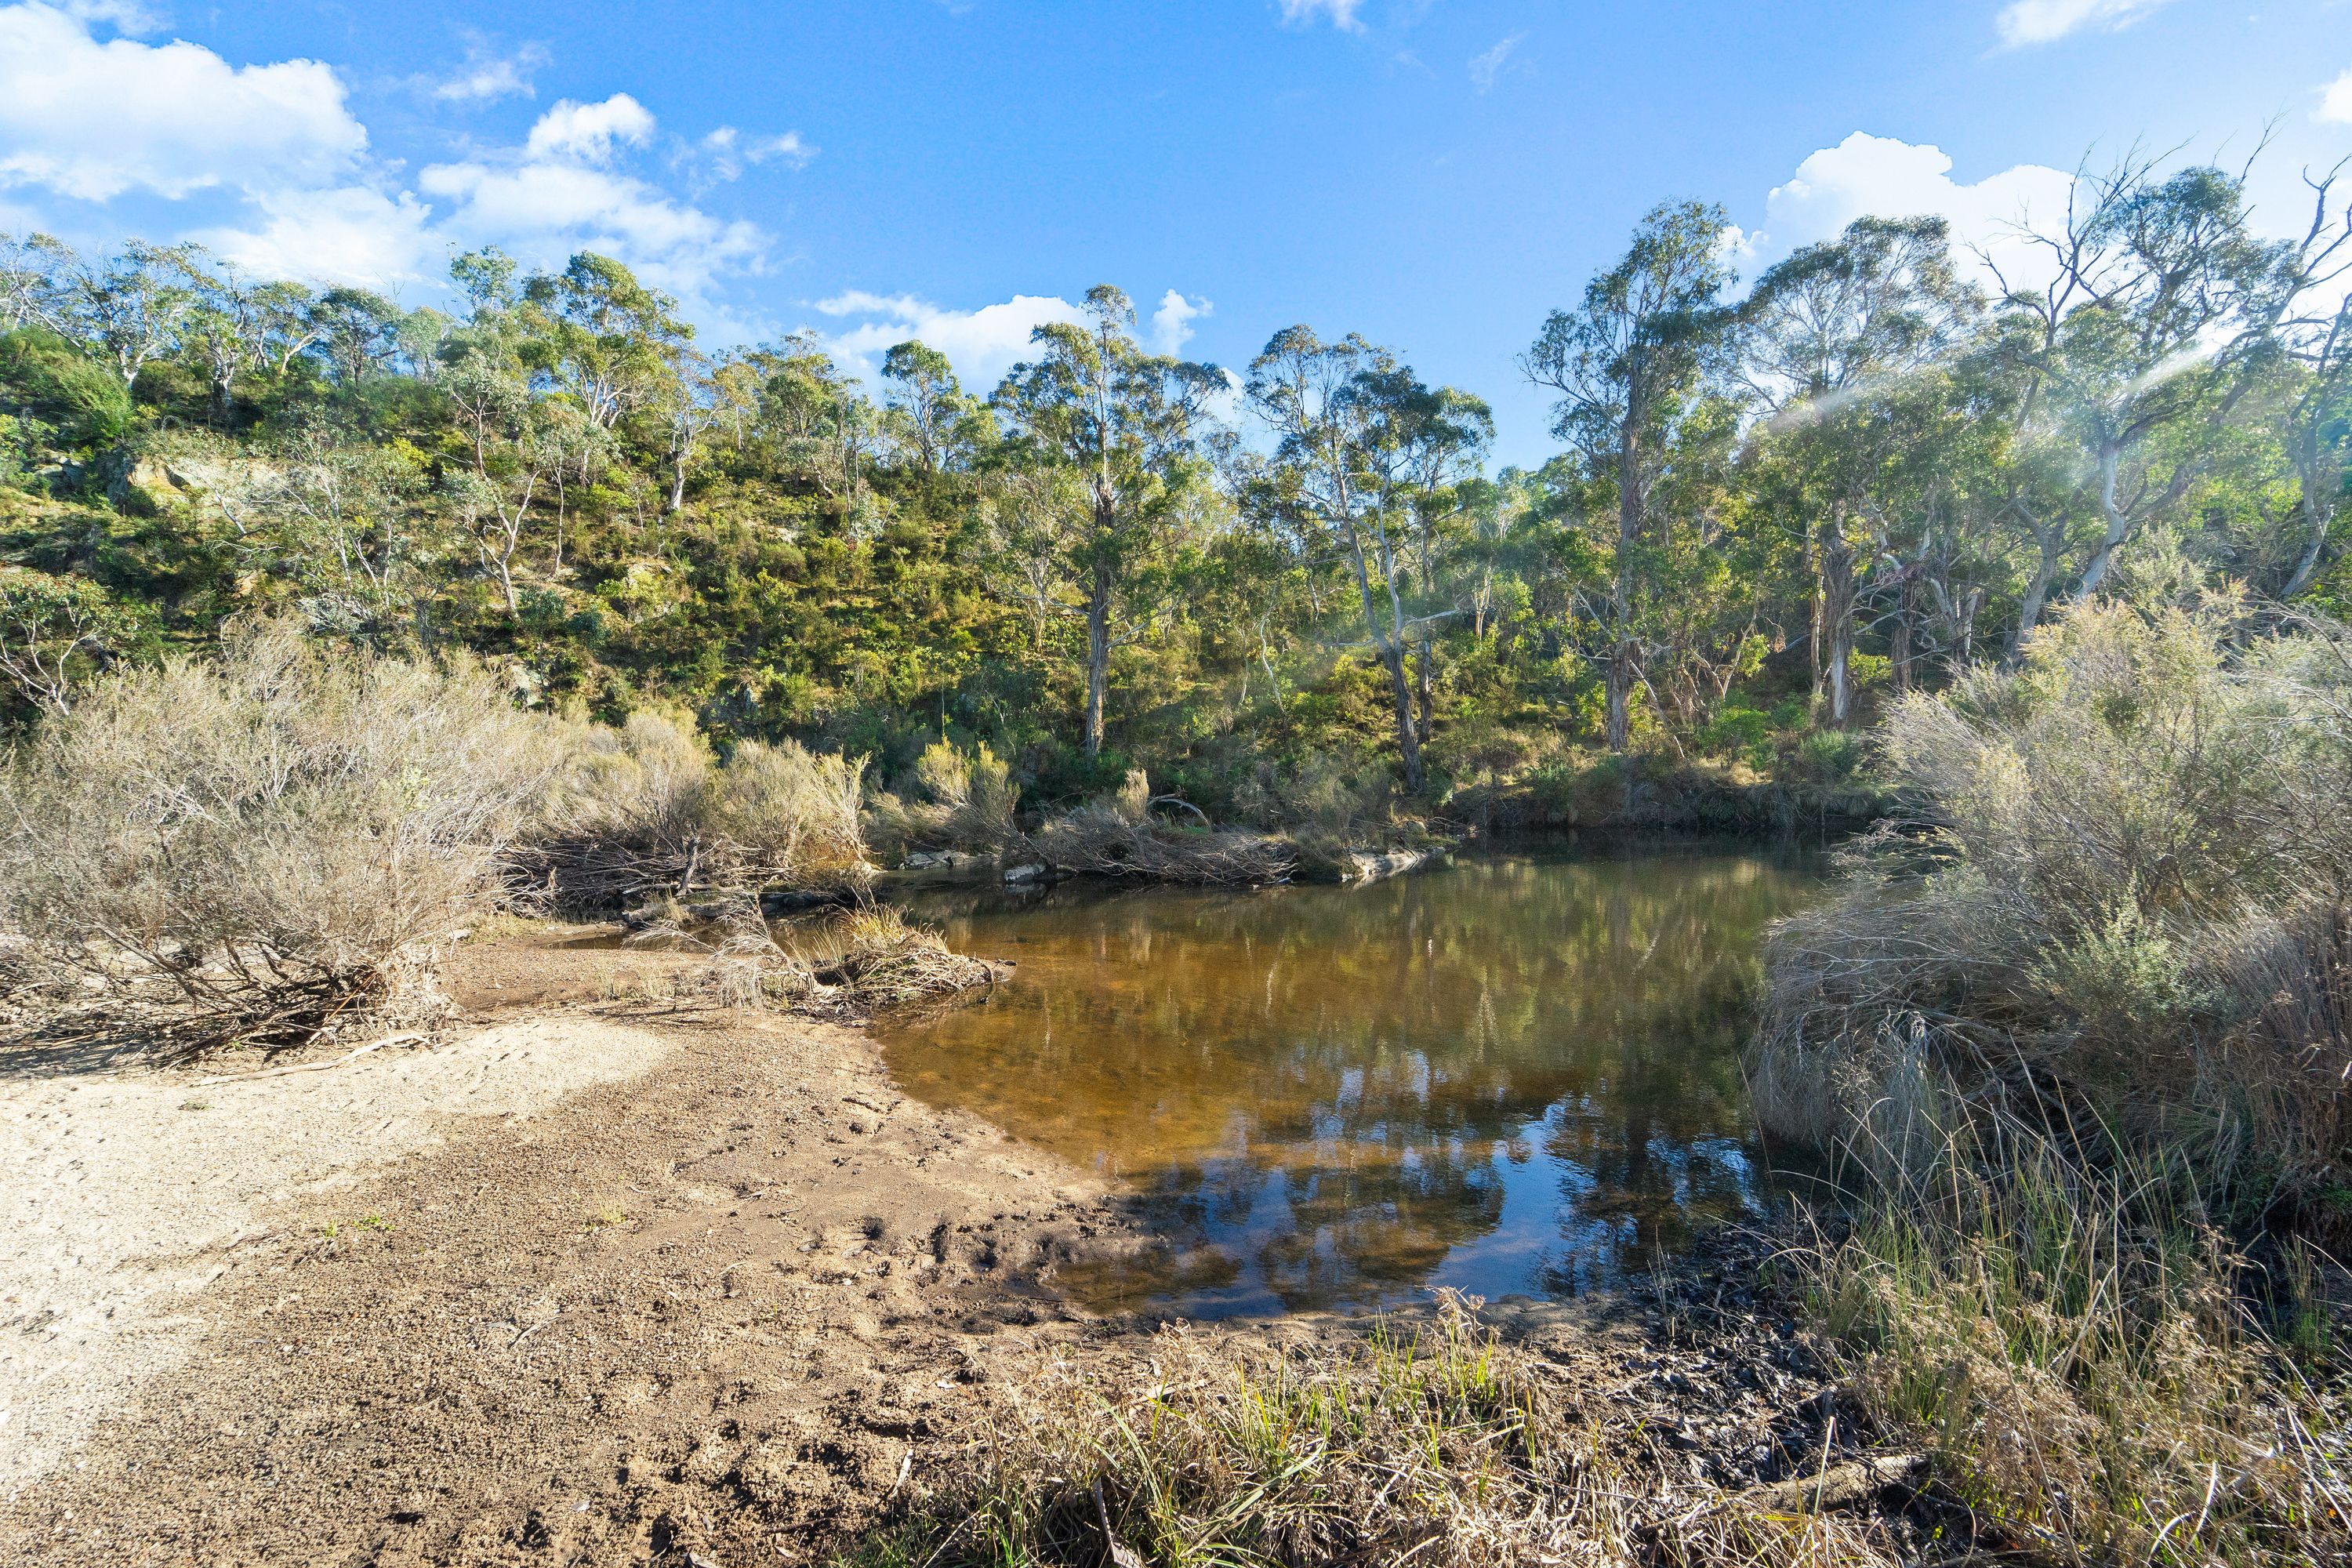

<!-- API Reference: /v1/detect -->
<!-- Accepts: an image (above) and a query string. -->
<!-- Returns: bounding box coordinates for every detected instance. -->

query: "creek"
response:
[875,841,1828,1319]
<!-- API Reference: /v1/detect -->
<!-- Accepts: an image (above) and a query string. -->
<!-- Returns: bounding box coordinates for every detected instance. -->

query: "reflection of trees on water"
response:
[880,850,1821,1315]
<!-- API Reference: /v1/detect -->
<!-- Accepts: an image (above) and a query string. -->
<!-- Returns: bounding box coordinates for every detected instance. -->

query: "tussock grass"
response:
[843,1294,1915,1568]
[1793,1126,2352,1564]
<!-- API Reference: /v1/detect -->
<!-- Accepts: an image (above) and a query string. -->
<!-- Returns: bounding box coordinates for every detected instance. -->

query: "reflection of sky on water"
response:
[879,844,1825,1319]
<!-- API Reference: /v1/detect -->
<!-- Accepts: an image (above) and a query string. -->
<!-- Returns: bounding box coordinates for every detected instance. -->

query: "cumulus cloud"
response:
[1278,0,1363,31]
[2321,66,2352,125]
[1151,289,1209,354]
[524,94,655,162]
[1468,32,1524,93]
[1729,132,2077,296]
[1,8,791,307]
[57,0,161,31]
[814,291,1089,390]
[1994,0,2174,47]
[196,185,437,288]
[415,97,764,295]
[0,2,366,201]
[426,38,547,103]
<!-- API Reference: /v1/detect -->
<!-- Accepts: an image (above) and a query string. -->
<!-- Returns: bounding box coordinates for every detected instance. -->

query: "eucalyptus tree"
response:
[1247,327,1481,791]
[182,259,265,424]
[1994,160,2274,646]
[2245,165,2352,598]
[995,285,1222,758]
[0,233,46,331]
[520,252,691,433]
[1738,216,1979,722]
[1385,381,1494,739]
[1523,201,1736,751]
[24,235,205,391]
[307,288,412,387]
[881,339,971,474]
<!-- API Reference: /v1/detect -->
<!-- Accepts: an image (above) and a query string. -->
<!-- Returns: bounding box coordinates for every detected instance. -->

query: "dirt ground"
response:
[1,936,1140,1566]
[0,935,1909,1567]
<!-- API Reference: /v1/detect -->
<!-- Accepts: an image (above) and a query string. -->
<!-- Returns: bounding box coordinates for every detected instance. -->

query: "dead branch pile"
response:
[1024,771,1295,887]
[1029,807,1298,886]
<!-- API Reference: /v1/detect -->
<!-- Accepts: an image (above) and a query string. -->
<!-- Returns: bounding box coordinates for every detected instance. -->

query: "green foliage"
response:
[1,151,2341,822]
[0,327,133,459]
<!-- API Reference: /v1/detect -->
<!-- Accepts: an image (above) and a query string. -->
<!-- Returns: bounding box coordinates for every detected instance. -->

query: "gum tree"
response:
[1523,201,1736,750]
[995,286,1222,758]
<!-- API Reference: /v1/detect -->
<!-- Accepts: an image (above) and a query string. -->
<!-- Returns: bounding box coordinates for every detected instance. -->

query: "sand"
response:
[0,1014,677,1494]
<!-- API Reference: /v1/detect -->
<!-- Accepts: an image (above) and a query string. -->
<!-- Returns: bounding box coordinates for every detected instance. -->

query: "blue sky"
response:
[2,0,2347,463]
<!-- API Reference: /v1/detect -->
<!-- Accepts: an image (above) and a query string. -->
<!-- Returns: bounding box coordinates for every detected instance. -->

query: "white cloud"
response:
[524,94,655,162]
[1732,132,2077,296]
[693,127,817,183]
[1994,0,2174,47]
[1150,289,1209,354]
[1278,0,1363,31]
[814,291,1089,390]
[0,9,775,305]
[746,131,817,169]
[428,39,546,103]
[196,184,437,289]
[0,2,366,201]
[57,0,162,32]
[2320,66,2352,125]
[1468,32,1523,93]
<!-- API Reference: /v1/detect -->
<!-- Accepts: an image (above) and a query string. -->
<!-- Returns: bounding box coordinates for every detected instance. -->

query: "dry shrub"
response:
[1752,601,2352,1566]
[0,622,559,1047]
[864,739,1021,863]
[1755,602,2352,1203]
[843,1294,1911,1568]
[519,709,869,910]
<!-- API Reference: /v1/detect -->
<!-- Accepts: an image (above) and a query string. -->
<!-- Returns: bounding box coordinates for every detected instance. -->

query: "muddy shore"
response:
[1,934,1921,1566]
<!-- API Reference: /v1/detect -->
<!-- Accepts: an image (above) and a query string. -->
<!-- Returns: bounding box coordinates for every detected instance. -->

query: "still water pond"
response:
[875,844,1824,1319]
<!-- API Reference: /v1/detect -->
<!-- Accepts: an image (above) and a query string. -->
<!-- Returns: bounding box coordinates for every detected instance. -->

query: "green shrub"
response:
[1793,726,1864,780]
[1696,704,1771,755]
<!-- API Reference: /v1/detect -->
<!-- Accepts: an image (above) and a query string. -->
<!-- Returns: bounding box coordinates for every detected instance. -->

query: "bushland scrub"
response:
[0,625,971,1055]
[8,146,2343,851]
[1752,601,2352,1565]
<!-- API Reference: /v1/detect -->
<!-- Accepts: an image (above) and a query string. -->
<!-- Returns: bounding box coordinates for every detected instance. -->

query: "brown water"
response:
[876,844,1825,1319]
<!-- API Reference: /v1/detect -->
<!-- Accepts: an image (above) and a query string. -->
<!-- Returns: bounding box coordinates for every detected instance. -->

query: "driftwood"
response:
[1028,808,1295,886]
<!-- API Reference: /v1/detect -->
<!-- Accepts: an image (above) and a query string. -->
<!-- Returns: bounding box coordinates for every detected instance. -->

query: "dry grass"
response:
[516,708,870,912]
[1792,1125,2352,1566]
[865,739,1023,863]
[841,1294,1920,1568]
[0,621,559,1049]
